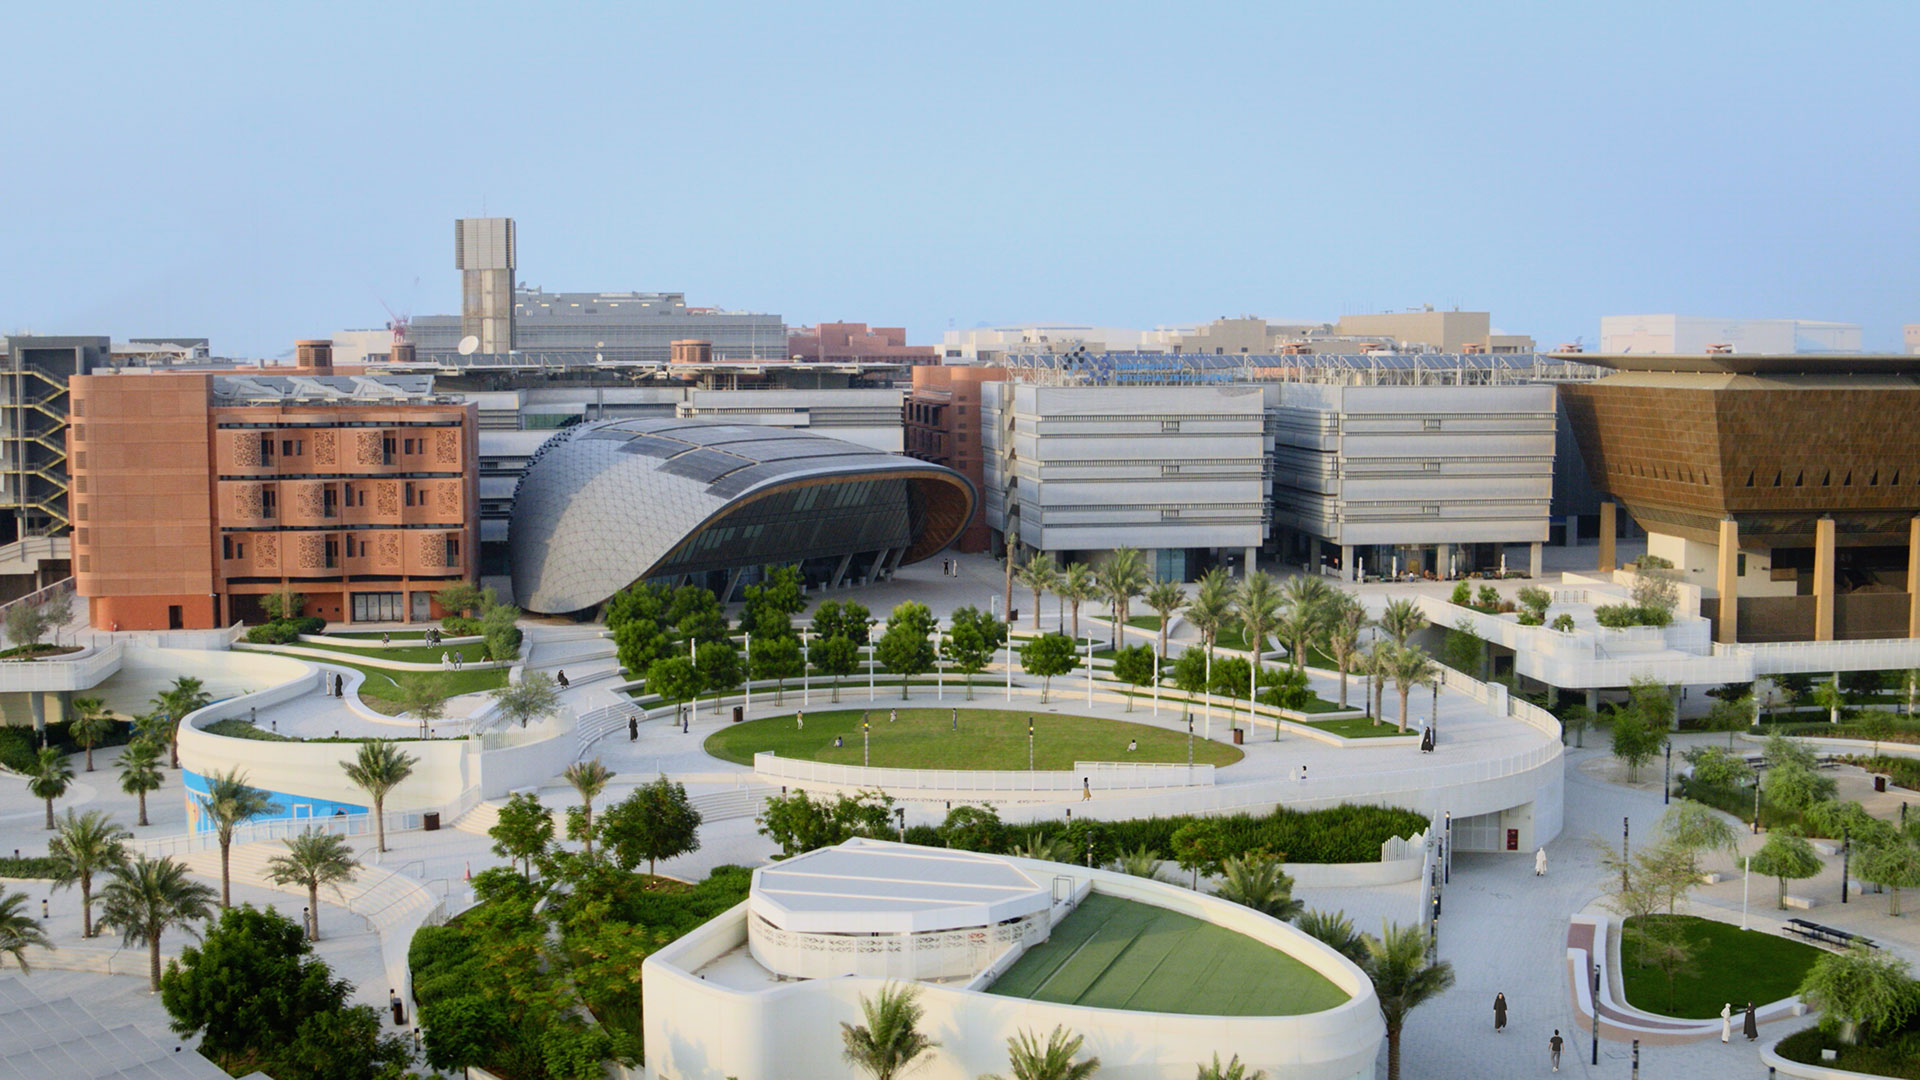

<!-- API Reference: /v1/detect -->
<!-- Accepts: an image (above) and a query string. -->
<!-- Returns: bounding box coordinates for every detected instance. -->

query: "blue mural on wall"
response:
[182,770,369,833]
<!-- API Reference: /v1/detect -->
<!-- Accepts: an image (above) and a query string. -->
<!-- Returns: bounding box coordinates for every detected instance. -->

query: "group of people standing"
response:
[1495,985,1759,1072]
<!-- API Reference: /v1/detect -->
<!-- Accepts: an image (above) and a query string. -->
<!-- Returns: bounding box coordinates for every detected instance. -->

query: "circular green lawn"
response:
[1620,914,1823,1019]
[703,707,1244,770]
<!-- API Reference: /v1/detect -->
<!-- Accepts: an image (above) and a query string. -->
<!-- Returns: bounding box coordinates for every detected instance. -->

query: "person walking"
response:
[628,715,638,741]
[795,710,804,731]
[1720,1002,1732,1043]
[1535,847,1548,876]
[1744,1001,1758,1041]
[889,708,897,724]
[382,632,391,647]
[1081,777,1091,801]
[1493,992,1507,1033]
[556,670,570,690]
[1549,1030,1563,1071]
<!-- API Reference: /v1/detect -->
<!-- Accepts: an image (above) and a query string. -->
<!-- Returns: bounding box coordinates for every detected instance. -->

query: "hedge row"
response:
[0,719,136,773]
[0,856,62,878]
[243,616,328,644]
[909,802,1429,866]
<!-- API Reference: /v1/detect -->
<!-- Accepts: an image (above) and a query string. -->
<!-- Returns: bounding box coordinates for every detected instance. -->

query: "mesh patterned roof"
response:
[750,839,1052,934]
[508,418,973,613]
[0,977,229,1080]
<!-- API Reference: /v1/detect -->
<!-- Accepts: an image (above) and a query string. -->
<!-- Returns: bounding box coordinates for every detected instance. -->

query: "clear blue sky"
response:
[5,2,1916,356]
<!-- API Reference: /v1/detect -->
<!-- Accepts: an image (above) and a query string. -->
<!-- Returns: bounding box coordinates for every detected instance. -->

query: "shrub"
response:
[442,616,483,637]
[0,855,63,877]
[1593,604,1640,629]
[921,803,1426,865]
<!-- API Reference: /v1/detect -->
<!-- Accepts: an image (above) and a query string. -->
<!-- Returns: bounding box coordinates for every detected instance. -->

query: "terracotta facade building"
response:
[788,323,937,365]
[69,370,478,630]
[905,365,1005,552]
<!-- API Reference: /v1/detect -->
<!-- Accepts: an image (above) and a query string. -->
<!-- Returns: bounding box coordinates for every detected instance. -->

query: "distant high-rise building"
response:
[1905,323,1919,355]
[455,217,516,353]
[1599,315,1861,355]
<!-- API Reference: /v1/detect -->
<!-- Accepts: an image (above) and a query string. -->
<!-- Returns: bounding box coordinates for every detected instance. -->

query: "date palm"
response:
[1186,568,1233,660]
[0,891,53,973]
[840,982,937,1080]
[983,1025,1100,1080]
[149,676,211,768]
[341,740,417,854]
[1214,854,1304,923]
[198,768,273,908]
[1143,580,1186,659]
[67,696,115,772]
[1324,596,1370,707]
[1098,547,1148,649]
[562,758,614,858]
[1295,908,1369,966]
[97,854,217,992]
[1234,571,1281,658]
[48,809,130,938]
[265,830,360,940]
[1015,554,1059,633]
[1378,597,1428,646]
[26,746,73,830]
[1362,921,1456,1080]
[1381,643,1439,733]
[118,739,164,827]
[1196,1054,1267,1080]
[1057,563,1097,644]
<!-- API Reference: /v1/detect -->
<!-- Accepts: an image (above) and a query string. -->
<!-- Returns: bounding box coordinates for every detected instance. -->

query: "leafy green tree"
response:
[1441,618,1483,677]
[99,854,217,991]
[276,999,414,1080]
[809,635,859,704]
[66,696,115,772]
[1629,554,1679,622]
[200,767,274,907]
[392,672,449,738]
[1766,760,1838,813]
[1610,707,1664,783]
[1210,656,1253,723]
[756,789,894,858]
[669,584,729,644]
[1215,854,1303,922]
[982,1025,1100,1080]
[1812,679,1850,725]
[1796,946,1920,1045]
[561,759,613,859]
[1196,1053,1268,1080]
[645,655,703,706]
[1171,647,1210,699]
[749,634,804,705]
[26,745,73,830]
[941,804,1005,852]
[48,809,129,939]
[875,601,936,699]
[1515,585,1552,625]
[1324,595,1370,707]
[1558,703,1594,748]
[118,739,164,826]
[1682,745,1751,789]
[1021,632,1078,704]
[135,711,179,771]
[738,565,807,638]
[491,670,561,729]
[160,903,349,1068]
[259,587,306,622]
[340,740,417,854]
[1854,837,1920,917]
[1111,644,1156,711]
[490,792,556,878]
[1171,820,1228,888]
[811,598,871,643]
[613,617,673,676]
[1015,553,1060,633]
[0,890,52,972]
[1256,664,1312,712]
[841,983,938,1080]
[1550,613,1576,633]
[1361,921,1457,1080]
[1057,562,1098,643]
[478,599,524,662]
[1099,546,1149,648]
[694,640,742,699]
[433,582,486,619]
[265,830,360,941]
[5,596,52,649]
[604,581,668,633]
[943,606,1004,700]
[1750,829,1824,908]
[1700,694,1755,748]
[1659,800,1739,877]
[1295,908,1369,966]
[599,775,703,876]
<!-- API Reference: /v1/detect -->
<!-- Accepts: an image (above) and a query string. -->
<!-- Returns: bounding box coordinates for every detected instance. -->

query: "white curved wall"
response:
[642,855,1383,1080]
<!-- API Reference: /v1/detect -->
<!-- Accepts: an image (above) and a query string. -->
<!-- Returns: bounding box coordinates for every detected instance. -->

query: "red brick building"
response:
[905,365,1006,552]
[788,323,937,364]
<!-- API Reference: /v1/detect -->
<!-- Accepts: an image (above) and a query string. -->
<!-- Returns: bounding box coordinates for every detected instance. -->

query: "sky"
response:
[3,1,1917,356]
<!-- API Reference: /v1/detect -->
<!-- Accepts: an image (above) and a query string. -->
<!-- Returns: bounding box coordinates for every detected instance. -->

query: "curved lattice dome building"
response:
[509,418,974,614]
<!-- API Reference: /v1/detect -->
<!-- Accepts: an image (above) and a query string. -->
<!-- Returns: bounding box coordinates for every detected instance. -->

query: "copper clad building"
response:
[69,366,478,630]
[1559,353,1920,644]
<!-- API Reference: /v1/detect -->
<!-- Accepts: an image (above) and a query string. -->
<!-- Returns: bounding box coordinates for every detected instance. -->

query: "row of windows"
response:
[220,533,460,562]
[216,421,462,430]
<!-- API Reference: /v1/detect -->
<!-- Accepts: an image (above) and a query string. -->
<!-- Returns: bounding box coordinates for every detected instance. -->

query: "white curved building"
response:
[642,839,1384,1080]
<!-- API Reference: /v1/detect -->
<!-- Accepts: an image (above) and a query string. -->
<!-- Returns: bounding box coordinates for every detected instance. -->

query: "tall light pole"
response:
[867,620,876,702]
[744,630,752,718]
[801,628,810,707]
[1621,816,1630,892]
[689,637,697,728]
[1841,826,1851,904]
[1590,959,1601,1065]
[1028,716,1035,771]
[935,622,943,701]
[1152,642,1161,716]
[863,714,870,767]
[1663,740,1672,805]
[1204,648,1213,742]
[1005,635,1013,702]
[1085,635,1093,707]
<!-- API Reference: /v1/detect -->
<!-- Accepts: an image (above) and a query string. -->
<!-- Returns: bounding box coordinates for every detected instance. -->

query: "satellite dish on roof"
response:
[457,335,480,356]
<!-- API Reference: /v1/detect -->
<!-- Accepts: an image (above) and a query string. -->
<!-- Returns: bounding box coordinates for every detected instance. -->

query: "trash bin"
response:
[1875,775,1888,793]
[423,811,440,832]
[732,705,744,724]
[1232,727,1245,745]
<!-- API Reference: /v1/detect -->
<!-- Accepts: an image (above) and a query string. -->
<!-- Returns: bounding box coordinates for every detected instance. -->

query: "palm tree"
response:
[1381,644,1439,734]
[199,768,273,908]
[1362,921,1456,1080]
[1271,599,1325,675]
[118,740,164,827]
[265,830,360,941]
[1057,563,1097,644]
[1234,572,1281,658]
[48,809,130,939]
[96,855,217,992]
[1295,908,1369,966]
[1324,596,1370,707]
[340,740,418,854]
[1214,854,1303,922]
[983,1025,1101,1080]
[0,891,53,972]
[27,746,73,830]
[1186,568,1233,660]
[1378,597,1428,646]
[1010,833,1065,863]
[1098,547,1148,649]
[67,696,115,772]
[149,676,211,768]
[133,712,177,771]
[840,983,937,1080]
[1195,1053,1267,1080]
[1109,845,1162,880]
[1015,554,1060,633]
[562,758,613,858]
[1143,580,1187,659]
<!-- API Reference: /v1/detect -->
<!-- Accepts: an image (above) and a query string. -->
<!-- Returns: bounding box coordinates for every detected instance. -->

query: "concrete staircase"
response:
[179,841,438,937]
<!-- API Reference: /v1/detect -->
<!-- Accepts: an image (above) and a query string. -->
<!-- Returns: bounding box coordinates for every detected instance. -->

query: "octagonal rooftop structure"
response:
[750,839,1052,936]
[508,418,974,614]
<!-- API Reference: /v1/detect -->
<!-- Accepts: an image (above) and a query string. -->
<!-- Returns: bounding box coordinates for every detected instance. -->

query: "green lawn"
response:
[1303,714,1416,739]
[319,659,508,716]
[988,892,1347,1016]
[1619,915,1822,1019]
[288,638,488,665]
[702,707,1243,770]
[328,629,433,640]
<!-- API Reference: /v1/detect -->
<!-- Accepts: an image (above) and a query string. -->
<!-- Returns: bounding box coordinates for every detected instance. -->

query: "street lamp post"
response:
[1621,816,1630,891]
[1186,712,1193,769]
[1204,648,1213,742]
[863,714,870,768]
[744,631,751,718]
[1841,826,1851,904]
[867,621,876,702]
[802,629,810,707]
[1752,777,1763,834]
[1590,960,1601,1065]
[1663,740,1672,805]
[1028,716,1035,771]
[689,638,697,729]
[936,623,943,701]
[1085,635,1093,707]
[1152,642,1160,716]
